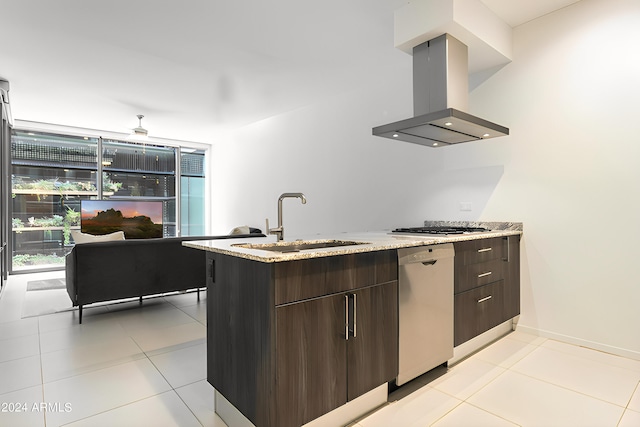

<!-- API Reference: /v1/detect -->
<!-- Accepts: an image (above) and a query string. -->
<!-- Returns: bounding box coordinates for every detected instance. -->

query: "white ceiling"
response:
[481,0,581,26]
[1,0,581,143]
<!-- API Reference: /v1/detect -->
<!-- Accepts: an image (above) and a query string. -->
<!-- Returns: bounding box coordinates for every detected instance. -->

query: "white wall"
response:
[470,0,640,358]
[211,0,640,359]
[210,60,440,237]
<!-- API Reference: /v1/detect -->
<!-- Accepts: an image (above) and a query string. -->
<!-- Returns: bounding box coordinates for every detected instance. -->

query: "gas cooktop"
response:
[392,226,490,235]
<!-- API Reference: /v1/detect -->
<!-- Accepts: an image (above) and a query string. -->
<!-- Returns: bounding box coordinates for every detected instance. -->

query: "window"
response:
[180,151,205,236]
[7,128,206,273]
[10,130,98,271]
[101,139,177,236]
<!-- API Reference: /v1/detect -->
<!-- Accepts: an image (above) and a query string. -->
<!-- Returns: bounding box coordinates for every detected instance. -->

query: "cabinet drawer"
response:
[275,250,397,305]
[454,237,504,266]
[454,280,505,346]
[454,258,504,294]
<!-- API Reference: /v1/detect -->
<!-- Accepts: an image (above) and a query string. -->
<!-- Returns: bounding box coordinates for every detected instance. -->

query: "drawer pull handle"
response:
[478,271,492,278]
[478,295,493,303]
[345,295,349,341]
[353,294,357,339]
[478,248,492,253]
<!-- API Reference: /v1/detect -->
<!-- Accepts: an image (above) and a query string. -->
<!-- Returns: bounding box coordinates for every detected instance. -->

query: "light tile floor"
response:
[1,271,639,427]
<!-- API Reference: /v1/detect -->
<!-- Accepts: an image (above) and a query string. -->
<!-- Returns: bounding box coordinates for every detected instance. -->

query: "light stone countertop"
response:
[183,225,522,263]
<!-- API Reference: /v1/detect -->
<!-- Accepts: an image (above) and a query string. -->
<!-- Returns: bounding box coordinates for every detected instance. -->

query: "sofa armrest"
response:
[65,249,78,306]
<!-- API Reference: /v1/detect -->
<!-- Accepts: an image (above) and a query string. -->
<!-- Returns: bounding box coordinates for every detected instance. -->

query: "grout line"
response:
[504,367,629,409]
[173,388,207,427]
[461,400,523,427]
[37,316,49,427]
[616,381,639,427]
[624,380,640,410]
[53,391,178,427]
[427,399,465,426]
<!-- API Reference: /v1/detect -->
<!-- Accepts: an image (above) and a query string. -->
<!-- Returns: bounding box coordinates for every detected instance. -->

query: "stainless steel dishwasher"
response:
[397,243,455,386]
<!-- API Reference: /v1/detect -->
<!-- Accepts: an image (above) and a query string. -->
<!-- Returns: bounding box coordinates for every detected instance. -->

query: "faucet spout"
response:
[266,192,307,241]
[279,192,307,205]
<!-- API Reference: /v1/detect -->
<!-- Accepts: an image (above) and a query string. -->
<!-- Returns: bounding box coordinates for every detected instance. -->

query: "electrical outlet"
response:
[459,202,472,211]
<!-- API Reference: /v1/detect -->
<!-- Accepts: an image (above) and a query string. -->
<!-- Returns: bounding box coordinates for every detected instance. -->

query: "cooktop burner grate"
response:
[392,226,490,235]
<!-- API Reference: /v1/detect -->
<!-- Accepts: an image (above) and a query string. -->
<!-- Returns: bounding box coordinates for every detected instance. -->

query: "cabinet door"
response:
[275,294,348,427]
[347,281,398,401]
[207,253,275,427]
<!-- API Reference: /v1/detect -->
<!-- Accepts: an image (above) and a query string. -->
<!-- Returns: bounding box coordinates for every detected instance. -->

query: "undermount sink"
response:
[232,239,370,253]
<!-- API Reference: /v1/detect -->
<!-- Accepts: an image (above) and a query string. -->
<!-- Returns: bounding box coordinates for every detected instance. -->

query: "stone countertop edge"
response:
[183,225,522,263]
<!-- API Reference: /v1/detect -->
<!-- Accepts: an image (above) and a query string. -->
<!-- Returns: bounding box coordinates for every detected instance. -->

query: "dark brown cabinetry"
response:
[207,250,398,427]
[453,235,520,346]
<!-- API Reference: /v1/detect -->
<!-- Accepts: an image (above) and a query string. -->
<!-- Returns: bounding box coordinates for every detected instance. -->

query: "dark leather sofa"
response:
[65,233,264,323]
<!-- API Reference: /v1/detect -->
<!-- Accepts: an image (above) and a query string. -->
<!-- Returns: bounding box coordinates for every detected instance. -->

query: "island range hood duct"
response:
[372,34,508,147]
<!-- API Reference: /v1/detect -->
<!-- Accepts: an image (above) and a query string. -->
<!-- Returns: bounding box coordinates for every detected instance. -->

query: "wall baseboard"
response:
[516,324,640,362]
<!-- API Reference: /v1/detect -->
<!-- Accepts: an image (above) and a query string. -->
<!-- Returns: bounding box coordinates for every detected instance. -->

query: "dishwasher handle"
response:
[398,244,455,266]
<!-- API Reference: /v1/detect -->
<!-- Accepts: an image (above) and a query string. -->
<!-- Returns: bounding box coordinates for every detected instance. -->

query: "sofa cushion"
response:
[230,225,251,234]
[71,230,125,244]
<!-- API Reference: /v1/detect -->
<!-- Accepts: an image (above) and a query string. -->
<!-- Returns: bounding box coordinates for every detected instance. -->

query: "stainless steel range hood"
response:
[373,34,508,148]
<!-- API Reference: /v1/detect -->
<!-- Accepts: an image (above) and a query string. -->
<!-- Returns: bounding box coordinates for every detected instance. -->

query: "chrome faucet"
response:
[266,192,307,241]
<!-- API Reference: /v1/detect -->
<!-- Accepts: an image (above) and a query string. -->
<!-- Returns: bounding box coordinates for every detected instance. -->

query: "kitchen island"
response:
[185,223,522,427]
